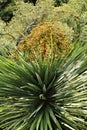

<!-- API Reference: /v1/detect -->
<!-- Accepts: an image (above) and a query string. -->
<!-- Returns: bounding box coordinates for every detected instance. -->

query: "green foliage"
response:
[79,11,87,44]
[0,43,87,130]
[54,0,69,7]
[23,0,37,6]
[0,0,12,10]
[0,0,16,24]
[0,47,9,57]
[0,10,13,24]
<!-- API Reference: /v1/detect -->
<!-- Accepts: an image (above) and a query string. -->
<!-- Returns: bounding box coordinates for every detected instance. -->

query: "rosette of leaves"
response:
[16,22,70,61]
[0,45,13,58]
[0,43,87,130]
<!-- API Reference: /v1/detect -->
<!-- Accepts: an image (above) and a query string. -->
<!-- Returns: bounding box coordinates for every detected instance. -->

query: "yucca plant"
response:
[0,43,87,130]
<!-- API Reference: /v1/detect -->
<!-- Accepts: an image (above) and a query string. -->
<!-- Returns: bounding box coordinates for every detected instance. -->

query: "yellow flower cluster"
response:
[16,21,70,60]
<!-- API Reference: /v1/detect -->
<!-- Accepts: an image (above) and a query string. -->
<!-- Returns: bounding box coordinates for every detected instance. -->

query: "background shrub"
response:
[0,0,16,24]
[0,0,87,51]
[78,11,87,44]
[54,0,69,7]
